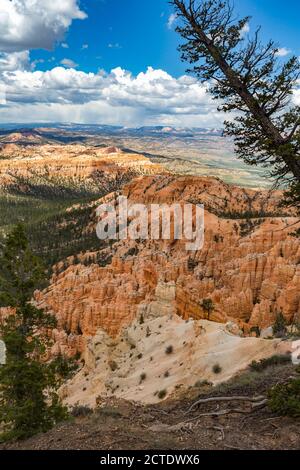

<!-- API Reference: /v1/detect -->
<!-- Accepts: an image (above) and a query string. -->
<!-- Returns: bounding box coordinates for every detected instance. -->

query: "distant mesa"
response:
[0,129,57,146]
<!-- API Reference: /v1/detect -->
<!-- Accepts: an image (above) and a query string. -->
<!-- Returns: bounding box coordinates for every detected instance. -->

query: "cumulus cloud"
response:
[0,65,223,126]
[0,51,30,71]
[275,47,291,57]
[0,66,212,111]
[0,0,87,52]
[0,1,223,127]
[102,67,213,115]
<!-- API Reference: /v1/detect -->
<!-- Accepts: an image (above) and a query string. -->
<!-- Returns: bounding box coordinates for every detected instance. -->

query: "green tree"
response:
[201,298,214,320]
[171,1,300,205]
[272,311,287,338]
[268,379,300,418]
[0,225,68,441]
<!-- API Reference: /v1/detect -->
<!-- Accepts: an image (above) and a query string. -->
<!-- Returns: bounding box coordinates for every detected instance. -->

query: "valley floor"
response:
[1,364,299,451]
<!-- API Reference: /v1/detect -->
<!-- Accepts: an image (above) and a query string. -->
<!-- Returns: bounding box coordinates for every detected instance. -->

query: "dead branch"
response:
[186,395,266,414]
[251,399,268,410]
[148,401,266,435]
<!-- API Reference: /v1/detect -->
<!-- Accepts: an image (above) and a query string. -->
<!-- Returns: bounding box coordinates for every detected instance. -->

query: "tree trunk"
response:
[176,1,300,181]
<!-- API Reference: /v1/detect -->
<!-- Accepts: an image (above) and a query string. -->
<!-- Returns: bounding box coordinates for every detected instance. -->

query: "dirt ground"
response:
[1,364,300,451]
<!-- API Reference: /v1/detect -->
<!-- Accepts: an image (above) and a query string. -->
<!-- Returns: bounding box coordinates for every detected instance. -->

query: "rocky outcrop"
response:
[0,144,164,182]
[123,175,288,216]
[61,299,287,406]
[33,175,300,353]
[1,166,298,406]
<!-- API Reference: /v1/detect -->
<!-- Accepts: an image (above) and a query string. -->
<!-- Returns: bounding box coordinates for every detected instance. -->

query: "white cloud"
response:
[103,67,213,115]
[240,23,250,37]
[0,51,30,71]
[0,0,87,52]
[294,87,300,106]
[167,13,177,30]
[60,58,78,68]
[2,64,297,128]
[0,65,224,126]
[0,1,227,127]
[275,47,291,57]
[81,44,89,50]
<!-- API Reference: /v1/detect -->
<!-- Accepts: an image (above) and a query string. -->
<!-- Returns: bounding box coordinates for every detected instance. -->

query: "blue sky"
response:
[30,0,300,76]
[0,0,299,126]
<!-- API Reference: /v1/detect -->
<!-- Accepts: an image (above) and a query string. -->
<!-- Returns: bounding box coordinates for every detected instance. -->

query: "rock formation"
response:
[61,282,288,406]
[0,144,163,183]
[1,141,299,405]
[33,175,300,356]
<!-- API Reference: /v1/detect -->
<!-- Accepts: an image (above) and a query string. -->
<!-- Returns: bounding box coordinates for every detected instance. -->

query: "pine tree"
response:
[201,298,214,320]
[0,225,68,441]
[272,311,287,338]
[171,1,300,206]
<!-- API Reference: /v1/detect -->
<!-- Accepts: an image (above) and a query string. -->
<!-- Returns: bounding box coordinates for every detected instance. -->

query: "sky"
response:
[0,0,299,127]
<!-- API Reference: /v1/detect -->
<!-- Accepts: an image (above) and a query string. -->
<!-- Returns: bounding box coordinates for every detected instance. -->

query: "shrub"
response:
[194,380,213,388]
[140,373,147,383]
[212,364,222,374]
[201,298,214,320]
[51,354,79,380]
[187,257,198,271]
[268,379,300,417]
[250,326,261,338]
[71,406,93,418]
[250,354,291,372]
[157,389,167,400]
[108,361,118,372]
[165,345,174,355]
[74,352,81,361]
[98,407,122,418]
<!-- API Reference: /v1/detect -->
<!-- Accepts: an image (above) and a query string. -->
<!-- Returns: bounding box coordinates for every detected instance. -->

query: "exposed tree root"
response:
[149,401,268,434]
[186,395,266,414]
